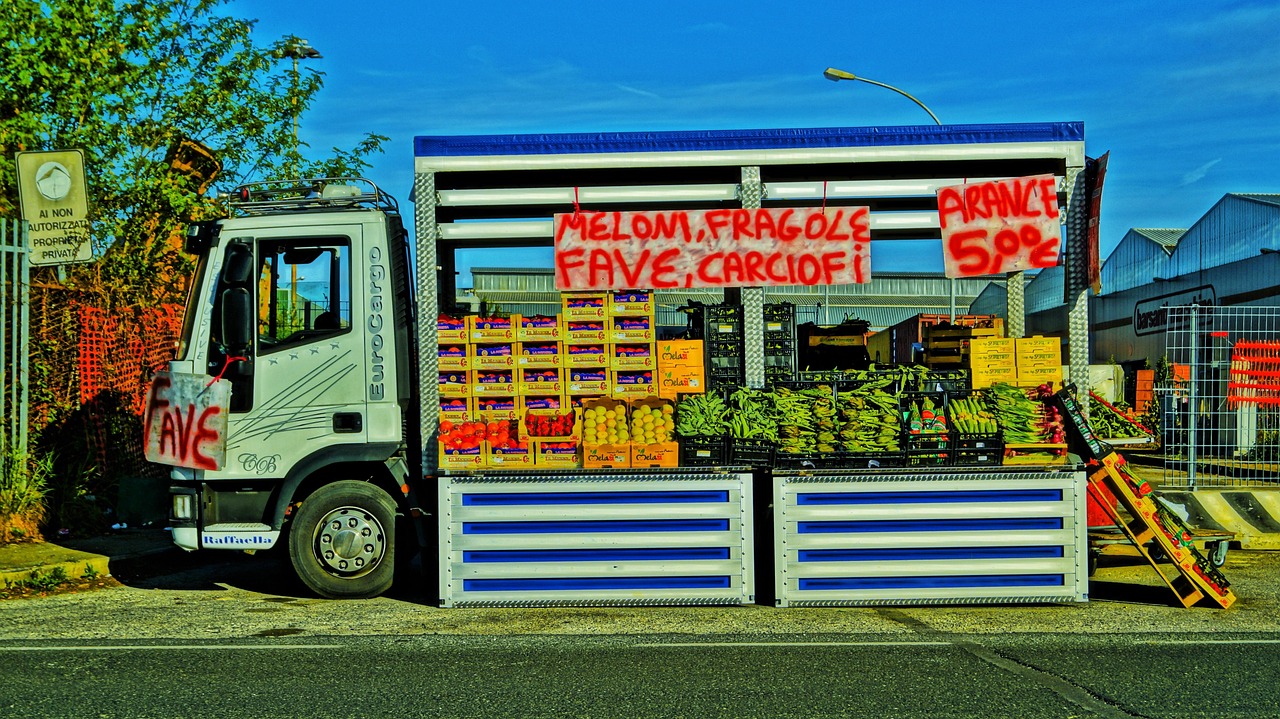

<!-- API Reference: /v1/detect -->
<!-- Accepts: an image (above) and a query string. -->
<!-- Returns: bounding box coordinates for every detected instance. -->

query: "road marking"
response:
[1139,639,1280,645]
[0,644,341,652]
[637,641,952,648]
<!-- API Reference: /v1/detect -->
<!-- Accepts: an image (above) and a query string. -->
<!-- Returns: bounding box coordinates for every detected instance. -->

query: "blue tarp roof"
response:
[415,122,1084,158]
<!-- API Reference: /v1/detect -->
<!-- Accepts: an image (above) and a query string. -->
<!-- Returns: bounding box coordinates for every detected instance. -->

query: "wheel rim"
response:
[311,505,386,578]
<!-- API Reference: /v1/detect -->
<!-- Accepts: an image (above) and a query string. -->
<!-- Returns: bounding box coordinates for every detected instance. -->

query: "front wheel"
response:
[289,481,397,599]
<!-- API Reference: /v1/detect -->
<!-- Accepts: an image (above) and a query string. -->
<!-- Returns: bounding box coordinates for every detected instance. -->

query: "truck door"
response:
[219,232,368,477]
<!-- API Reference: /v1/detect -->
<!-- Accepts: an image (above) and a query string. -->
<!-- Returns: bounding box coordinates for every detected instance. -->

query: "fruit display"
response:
[630,403,675,444]
[523,410,578,438]
[439,419,486,453]
[583,403,631,445]
[726,387,779,442]
[948,395,1000,435]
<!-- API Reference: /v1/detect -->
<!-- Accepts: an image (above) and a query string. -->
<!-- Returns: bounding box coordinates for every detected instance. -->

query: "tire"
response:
[288,481,397,599]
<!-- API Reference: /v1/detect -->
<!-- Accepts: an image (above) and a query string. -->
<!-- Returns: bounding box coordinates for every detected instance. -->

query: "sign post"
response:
[15,149,93,265]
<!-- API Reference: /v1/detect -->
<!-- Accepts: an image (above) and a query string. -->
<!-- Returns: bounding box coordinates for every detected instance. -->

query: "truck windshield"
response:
[176,250,210,362]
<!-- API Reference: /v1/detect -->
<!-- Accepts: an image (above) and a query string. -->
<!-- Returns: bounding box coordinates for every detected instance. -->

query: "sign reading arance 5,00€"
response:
[553,207,872,291]
[937,174,1062,278]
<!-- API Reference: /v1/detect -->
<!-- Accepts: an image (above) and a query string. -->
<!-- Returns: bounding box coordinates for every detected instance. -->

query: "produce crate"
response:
[680,436,727,467]
[773,452,826,469]
[838,451,906,469]
[516,315,563,342]
[949,432,1004,467]
[470,315,517,343]
[561,293,608,320]
[911,369,971,394]
[728,438,776,467]
[609,290,654,316]
[903,433,951,467]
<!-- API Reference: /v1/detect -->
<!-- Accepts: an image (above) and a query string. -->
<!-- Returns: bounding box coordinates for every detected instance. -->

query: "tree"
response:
[0,0,387,307]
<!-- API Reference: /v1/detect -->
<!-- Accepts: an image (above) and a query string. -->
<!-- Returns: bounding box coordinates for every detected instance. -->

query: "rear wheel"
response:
[289,481,397,599]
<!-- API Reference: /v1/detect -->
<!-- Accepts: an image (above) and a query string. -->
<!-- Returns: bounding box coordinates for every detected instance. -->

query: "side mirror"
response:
[221,287,254,354]
[223,241,254,287]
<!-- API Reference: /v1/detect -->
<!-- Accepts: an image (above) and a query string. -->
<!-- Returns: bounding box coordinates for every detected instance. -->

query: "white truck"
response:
[147,123,1089,602]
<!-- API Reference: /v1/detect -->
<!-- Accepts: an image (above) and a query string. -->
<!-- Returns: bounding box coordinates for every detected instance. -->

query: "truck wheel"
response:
[289,481,396,599]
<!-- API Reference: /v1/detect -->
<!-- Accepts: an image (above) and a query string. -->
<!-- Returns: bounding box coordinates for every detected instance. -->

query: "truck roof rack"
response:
[228,177,399,216]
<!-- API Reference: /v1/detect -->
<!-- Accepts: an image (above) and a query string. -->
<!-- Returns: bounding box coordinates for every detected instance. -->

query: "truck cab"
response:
[153,178,421,598]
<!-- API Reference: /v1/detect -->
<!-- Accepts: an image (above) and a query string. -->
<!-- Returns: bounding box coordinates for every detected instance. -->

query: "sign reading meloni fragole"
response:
[15,149,93,265]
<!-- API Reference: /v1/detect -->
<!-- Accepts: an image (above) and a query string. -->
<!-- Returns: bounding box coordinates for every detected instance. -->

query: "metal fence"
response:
[1160,305,1280,488]
[1,219,30,459]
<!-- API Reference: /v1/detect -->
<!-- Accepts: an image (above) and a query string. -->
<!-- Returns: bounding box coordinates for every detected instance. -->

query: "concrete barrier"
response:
[1157,489,1280,550]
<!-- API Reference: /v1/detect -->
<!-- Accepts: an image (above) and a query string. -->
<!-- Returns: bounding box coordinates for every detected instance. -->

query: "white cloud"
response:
[1181,158,1222,186]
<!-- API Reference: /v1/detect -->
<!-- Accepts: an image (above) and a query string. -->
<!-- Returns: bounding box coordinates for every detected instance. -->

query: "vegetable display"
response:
[727,387,779,442]
[987,383,1062,444]
[835,377,901,453]
[583,404,629,444]
[630,404,675,444]
[675,392,731,437]
[1088,392,1154,440]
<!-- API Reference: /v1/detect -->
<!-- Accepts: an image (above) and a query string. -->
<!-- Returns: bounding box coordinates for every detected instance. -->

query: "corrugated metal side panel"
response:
[1024,266,1064,314]
[1100,230,1173,294]
[967,283,1008,317]
[440,474,754,607]
[773,471,1088,607]
[1169,196,1280,277]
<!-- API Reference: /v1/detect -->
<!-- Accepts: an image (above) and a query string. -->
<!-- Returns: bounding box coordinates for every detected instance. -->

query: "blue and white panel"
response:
[440,471,753,607]
[774,470,1088,606]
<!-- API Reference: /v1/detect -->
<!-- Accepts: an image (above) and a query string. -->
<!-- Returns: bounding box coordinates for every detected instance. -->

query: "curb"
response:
[0,550,113,587]
[1158,489,1280,550]
[0,531,175,588]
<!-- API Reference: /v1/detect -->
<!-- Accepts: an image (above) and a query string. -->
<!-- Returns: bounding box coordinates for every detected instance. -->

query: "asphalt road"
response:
[2,545,1280,717]
[2,633,1279,718]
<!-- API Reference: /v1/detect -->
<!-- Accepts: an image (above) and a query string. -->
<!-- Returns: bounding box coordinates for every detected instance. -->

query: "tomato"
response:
[440,419,454,433]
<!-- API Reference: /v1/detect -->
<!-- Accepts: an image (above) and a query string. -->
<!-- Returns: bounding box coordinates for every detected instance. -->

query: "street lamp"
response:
[281,39,322,173]
[823,67,955,319]
[822,68,941,125]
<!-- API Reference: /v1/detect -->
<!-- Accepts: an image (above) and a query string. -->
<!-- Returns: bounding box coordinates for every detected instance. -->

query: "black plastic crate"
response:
[911,369,971,394]
[728,438,776,467]
[707,338,744,357]
[704,304,744,322]
[837,451,906,469]
[773,451,824,469]
[764,365,795,384]
[950,433,1004,467]
[764,302,796,322]
[680,436,727,467]
[764,337,796,356]
[903,429,951,467]
[899,391,949,434]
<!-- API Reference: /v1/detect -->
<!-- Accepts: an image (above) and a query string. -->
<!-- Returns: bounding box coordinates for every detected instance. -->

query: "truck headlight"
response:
[172,493,194,520]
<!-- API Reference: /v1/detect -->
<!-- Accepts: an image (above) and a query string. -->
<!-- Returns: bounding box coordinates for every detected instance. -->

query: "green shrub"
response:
[0,444,52,543]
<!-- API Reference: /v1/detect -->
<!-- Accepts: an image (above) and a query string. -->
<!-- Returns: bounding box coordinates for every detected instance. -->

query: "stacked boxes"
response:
[695,303,745,393]
[608,290,657,400]
[764,302,797,384]
[969,337,1017,388]
[581,397,632,468]
[1015,336,1063,388]
[657,339,706,399]
[563,292,609,399]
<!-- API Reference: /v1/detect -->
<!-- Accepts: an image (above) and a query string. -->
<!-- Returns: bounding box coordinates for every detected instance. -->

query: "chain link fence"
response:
[1160,305,1280,488]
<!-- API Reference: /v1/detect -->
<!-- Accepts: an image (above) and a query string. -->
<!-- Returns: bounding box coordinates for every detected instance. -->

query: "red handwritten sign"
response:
[143,372,230,471]
[553,207,871,291]
[937,174,1061,278]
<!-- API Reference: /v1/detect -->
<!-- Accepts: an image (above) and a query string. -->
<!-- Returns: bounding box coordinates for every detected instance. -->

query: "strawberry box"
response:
[439,397,472,423]
[533,440,580,468]
[472,369,515,396]
[609,290,654,316]
[611,316,653,342]
[566,368,610,396]
[469,315,517,343]
[517,341,563,368]
[472,342,515,369]
[438,370,472,397]
[565,344,608,368]
[565,320,607,343]
[519,367,564,396]
[437,344,471,371]
[522,408,581,441]
[561,293,608,320]
[517,315,563,342]
[436,314,469,346]
[611,343,655,371]
[475,396,518,422]
[438,418,489,470]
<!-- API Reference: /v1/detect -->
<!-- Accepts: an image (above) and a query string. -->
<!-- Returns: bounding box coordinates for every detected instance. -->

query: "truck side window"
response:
[256,239,351,352]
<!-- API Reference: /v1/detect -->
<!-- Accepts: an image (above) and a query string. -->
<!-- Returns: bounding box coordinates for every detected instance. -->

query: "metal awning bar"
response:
[438,211,942,241]
[437,184,741,207]
[764,178,1005,200]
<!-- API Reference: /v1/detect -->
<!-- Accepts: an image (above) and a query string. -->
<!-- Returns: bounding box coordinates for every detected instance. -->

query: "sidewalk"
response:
[0,528,175,587]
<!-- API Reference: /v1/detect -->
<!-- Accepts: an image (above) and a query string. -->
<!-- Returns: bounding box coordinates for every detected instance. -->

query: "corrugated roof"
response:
[1233,193,1280,207]
[1133,228,1186,248]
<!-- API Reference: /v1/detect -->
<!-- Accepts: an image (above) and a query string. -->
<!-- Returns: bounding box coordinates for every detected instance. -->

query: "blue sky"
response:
[233,0,1279,280]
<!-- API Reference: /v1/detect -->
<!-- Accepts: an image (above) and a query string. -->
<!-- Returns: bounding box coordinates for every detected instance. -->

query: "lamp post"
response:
[281,39,322,174]
[823,68,957,320]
